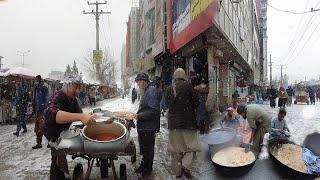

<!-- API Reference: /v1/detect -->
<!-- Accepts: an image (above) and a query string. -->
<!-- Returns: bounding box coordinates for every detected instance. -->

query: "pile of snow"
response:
[4,67,36,78]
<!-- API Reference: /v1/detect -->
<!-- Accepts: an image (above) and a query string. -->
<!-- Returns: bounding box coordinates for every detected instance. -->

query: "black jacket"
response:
[166,79,199,130]
[44,91,82,141]
[137,81,161,133]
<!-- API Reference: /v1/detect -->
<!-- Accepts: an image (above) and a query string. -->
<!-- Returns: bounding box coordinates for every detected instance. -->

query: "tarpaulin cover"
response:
[303,148,320,176]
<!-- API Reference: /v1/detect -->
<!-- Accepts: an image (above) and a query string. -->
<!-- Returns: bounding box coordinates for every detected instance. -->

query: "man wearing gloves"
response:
[237,104,271,151]
[134,73,161,178]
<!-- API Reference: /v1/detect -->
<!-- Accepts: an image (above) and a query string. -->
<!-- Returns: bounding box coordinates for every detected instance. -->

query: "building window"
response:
[146,8,155,47]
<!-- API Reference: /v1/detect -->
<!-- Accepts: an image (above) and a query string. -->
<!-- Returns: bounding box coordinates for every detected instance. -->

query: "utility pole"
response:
[280,65,283,87]
[17,50,31,67]
[269,54,273,86]
[83,1,111,81]
[0,56,3,69]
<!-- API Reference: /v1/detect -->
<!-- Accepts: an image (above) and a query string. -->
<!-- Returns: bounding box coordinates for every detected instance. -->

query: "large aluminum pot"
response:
[82,121,131,153]
[56,128,84,153]
[205,127,238,153]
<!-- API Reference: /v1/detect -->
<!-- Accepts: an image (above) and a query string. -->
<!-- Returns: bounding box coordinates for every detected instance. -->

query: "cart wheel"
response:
[120,164,127,180]
[100,159,109,178]
[294,100,297,104]
[73,163,83,180]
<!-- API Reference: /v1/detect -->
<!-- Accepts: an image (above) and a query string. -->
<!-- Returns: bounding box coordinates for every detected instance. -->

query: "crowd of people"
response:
[266,85,319,108]
[11,68,317,179]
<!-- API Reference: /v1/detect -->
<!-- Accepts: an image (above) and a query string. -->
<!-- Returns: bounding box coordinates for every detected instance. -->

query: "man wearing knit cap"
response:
[44,75,97,180]
[134,73,161,178]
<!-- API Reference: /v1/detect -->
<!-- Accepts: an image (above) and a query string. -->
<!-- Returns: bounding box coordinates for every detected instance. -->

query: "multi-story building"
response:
[125,7,140,75]
[121,44,127,86]
[260,0,268,85]
[48,71,64,81]
[125,0,265,109]
[136,0,165,76]
[167,0,263,110]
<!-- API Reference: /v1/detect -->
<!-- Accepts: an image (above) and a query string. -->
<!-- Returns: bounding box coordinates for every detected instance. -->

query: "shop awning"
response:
[4,67,36,79]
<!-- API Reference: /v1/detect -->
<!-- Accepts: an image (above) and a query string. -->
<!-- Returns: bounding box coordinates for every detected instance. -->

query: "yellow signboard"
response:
[191,0,214,20]
[93,50,103,65]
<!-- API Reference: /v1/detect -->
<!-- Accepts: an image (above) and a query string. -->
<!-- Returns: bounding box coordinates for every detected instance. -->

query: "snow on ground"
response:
[1,98,320,179]
[0,96,180,180]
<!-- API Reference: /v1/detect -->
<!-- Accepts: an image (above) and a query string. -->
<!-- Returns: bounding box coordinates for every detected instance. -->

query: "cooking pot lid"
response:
[303,132,320,156]
[60,129,81,139]
[205,128,236,145]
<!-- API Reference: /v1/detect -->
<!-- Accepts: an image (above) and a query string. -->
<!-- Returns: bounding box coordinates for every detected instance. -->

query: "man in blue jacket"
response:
[32,75,49,149]
[134,73,161,178]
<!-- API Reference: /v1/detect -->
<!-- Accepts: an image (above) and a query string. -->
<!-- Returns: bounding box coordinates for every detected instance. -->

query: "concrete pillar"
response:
[207,46,220,112]
[219,64,229,111]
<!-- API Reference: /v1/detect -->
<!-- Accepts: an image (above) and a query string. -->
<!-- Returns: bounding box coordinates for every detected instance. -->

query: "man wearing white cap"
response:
[44,75,97,180]
[220,107,240,129]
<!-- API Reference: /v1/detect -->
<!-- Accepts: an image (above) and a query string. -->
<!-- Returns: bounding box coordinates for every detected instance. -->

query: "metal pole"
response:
[227,61,230,105]
[95,2,100,81]
[0,56,3,69]
[270,54,272,86]
[23,54,25,67]
[83,1,110,82]
[280,65,283,87]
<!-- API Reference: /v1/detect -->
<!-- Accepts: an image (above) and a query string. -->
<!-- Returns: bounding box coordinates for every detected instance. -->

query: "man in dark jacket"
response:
[132,88,137,104]
[166,68,200,179]
[307,87,316,105]
[13,82,29,136]
[44,76,96,180]
[269,86,277,108]
[32,75,49,149]
[134,73,161,177]
[286,86,294,106]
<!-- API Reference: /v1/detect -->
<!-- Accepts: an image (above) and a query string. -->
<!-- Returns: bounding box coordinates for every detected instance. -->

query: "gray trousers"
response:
[171,152,197,176]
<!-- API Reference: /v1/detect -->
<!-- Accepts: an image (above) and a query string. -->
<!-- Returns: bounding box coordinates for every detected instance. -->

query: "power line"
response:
[285,18,320,65]
[282,13,320,64]
[78,0,96,49]
[279,1,320,63]
[268,3,320,14]
[278,0,310,63]
[281,8,320,64]
[83,0,111,81]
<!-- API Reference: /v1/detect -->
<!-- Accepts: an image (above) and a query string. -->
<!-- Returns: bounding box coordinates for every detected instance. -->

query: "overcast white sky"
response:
[268,0,320,82]
[0,0,131,83]
[0,0,320,83]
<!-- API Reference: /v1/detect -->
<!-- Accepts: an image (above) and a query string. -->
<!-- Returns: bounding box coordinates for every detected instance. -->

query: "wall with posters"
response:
[168,0,218,53]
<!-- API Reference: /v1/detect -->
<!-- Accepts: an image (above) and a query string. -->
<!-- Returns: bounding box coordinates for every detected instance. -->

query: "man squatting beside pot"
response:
[134,73,161,178]
[44,76,97,180]
[237,104,271,151]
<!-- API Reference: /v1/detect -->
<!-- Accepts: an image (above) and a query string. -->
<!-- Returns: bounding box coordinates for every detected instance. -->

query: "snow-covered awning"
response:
[4,67,37,79]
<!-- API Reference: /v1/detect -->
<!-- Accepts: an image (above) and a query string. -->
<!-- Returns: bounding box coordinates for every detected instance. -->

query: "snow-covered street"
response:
[0,96,178,180]
[0,97,319,179]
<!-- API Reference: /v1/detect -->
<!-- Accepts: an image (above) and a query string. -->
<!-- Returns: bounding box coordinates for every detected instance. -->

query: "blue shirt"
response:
[271,117,289,133]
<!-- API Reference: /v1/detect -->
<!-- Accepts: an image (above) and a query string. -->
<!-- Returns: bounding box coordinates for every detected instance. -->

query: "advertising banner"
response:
[93,50,103,65]
[168,0,218,53]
